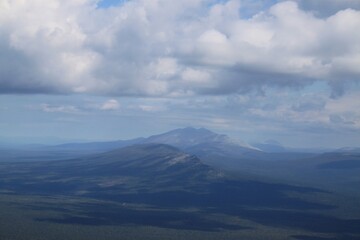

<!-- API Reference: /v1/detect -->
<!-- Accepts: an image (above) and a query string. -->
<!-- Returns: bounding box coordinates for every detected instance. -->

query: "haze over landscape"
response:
[1,0,360,240]
[1,0,360,148]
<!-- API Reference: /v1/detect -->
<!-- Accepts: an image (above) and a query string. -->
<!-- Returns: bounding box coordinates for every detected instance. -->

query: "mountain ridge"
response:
[43,127,260,155]
[0,143,225,196]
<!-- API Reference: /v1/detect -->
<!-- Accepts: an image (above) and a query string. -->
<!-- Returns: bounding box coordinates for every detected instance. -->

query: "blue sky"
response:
[1,0,360,148]
[97,0,127,8]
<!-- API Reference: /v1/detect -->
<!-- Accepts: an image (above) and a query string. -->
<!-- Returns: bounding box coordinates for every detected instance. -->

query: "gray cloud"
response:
[0,38,58,94]
[295,0,360,17]
[40,104,80,114]
[292,98,326,112]
[329,115,355,125]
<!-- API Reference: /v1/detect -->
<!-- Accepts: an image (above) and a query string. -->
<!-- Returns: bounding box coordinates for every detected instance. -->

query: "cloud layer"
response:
[1,0,360,97]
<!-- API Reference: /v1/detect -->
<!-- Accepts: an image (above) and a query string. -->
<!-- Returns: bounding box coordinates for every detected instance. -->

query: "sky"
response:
[1,0,360,148]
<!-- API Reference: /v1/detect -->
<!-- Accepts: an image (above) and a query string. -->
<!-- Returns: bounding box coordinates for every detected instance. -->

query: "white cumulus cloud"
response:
[0,0,360,97]
[100,99,120,110]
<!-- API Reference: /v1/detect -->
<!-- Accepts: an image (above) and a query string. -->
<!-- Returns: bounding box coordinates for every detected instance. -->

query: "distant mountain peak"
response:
[143,127,258,151]
[164,127,215,136]
[45,127,259,157]
[143,127,216,148]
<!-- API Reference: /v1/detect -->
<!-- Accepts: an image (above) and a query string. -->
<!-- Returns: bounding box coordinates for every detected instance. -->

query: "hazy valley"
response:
[0,128,360,240]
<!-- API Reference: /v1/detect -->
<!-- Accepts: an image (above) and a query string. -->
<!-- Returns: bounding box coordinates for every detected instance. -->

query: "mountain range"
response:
[48,127,259,153]
[1,127,359,196]
[1,127,359,192]
[0,128,360,239]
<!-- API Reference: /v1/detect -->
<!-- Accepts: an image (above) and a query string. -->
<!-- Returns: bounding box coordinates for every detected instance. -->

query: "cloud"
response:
[291,97,326,112]
[329,115,355,126]
[137,104,166,112]
[40,104,80,113]
[0,0,360,97]
[295,0,360,17]
[100,99,120,110]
